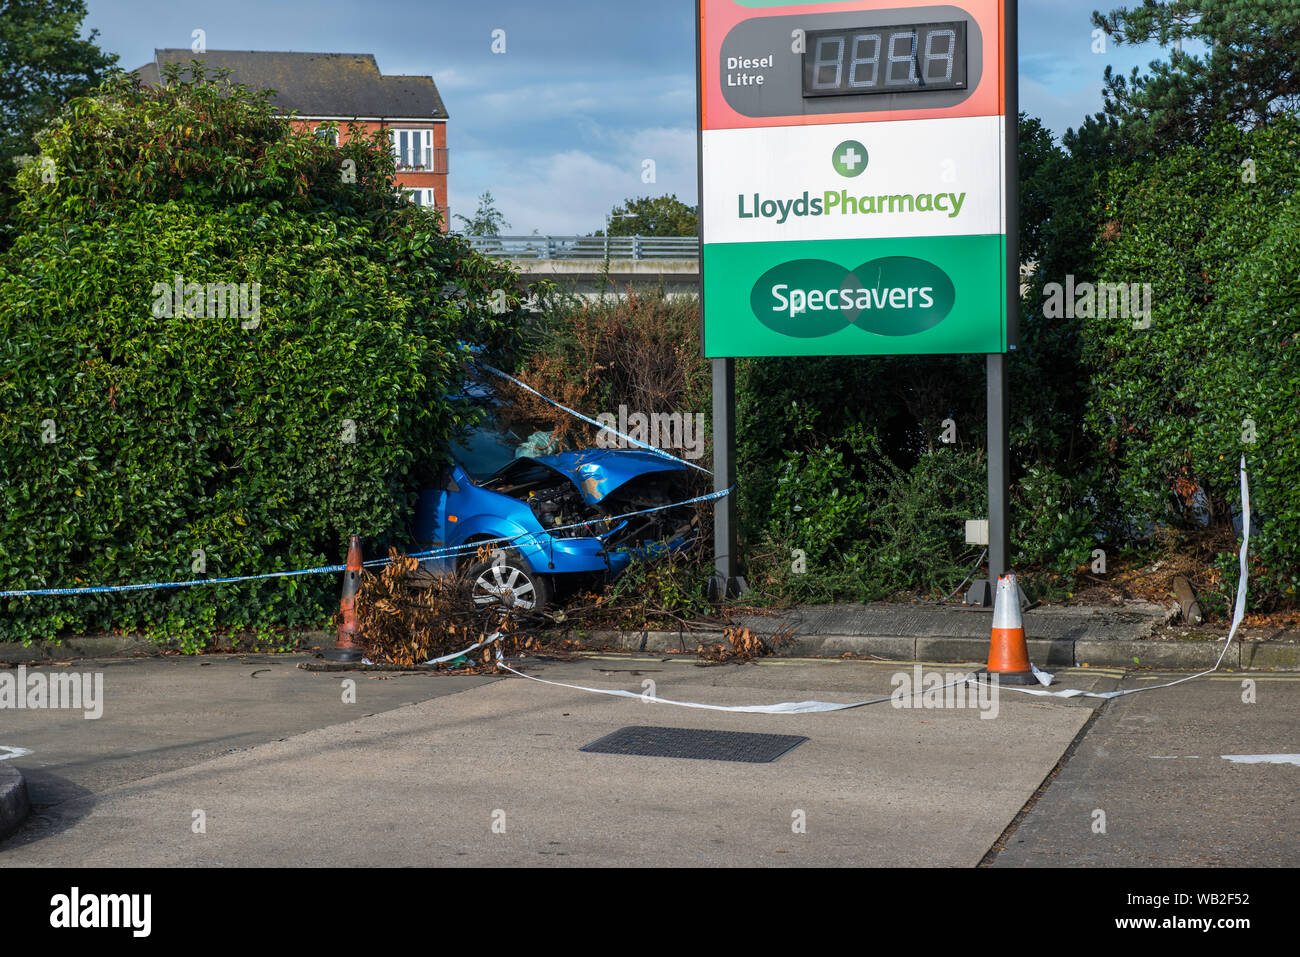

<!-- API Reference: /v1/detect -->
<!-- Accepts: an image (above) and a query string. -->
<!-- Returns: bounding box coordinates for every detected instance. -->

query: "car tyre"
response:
[464,549,551,612]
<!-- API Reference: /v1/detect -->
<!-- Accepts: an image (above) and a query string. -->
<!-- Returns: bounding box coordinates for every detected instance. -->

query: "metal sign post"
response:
[987,352,1010,579]
[697,0,1016,600]
[710,357,746,599]
[985,0,1017,590]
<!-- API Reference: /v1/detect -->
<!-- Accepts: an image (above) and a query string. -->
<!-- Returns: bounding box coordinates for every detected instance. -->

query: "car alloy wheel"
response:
[466,552,549,611]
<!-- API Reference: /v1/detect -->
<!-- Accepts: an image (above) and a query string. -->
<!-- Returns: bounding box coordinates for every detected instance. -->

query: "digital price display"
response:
[803,22,967,97]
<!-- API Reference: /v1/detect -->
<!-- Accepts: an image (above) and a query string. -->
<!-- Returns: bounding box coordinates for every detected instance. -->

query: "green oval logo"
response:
[749,259,857,338]
[847,257,955,336]
[749,257,955,339]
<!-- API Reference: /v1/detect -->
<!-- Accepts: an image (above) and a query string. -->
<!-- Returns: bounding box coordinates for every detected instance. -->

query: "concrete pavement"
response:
[2,653,1103,866]
[4,651,1296,867]
[0,654,496,844]
[990,670,1300,867]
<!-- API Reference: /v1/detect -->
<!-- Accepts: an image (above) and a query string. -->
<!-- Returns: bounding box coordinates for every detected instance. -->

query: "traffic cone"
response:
[322,534,365,663]
[983,572,1037,685]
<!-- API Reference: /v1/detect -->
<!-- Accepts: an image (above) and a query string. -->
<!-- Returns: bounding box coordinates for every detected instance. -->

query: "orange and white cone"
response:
[983,573,1037,685]
[322,534,365,663]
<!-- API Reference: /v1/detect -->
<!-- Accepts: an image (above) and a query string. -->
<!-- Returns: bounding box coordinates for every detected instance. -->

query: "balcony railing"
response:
[396,147,449,175]
[457,235,699,261]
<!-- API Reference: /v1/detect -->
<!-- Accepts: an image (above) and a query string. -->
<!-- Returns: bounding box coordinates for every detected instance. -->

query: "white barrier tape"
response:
[429,458,1252,713]
[489,460,1252,711]
[492,646,972,714]
[998,456,1252,701]
[423,631,502,666]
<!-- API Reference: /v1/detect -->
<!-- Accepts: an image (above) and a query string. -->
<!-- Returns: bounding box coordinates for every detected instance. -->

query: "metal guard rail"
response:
[457,234,699,261]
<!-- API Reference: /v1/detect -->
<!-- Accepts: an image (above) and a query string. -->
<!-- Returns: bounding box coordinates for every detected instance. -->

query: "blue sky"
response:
[85,0,1179,235]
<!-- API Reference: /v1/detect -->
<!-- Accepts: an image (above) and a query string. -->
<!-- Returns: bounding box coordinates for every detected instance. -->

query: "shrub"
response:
[494,290,711,455]
[0,67,529,643]
[1081,117,1300,606]
[748,426,986,603]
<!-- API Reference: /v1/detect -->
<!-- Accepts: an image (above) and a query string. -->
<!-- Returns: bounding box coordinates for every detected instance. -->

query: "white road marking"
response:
[0,745,33,761]
[1221,754,1300,765]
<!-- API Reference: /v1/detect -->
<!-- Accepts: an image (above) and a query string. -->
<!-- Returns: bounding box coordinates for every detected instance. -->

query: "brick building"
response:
[135,50,450,228]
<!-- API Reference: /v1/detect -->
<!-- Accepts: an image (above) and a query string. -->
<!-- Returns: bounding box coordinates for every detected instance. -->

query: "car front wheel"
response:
[464,550,551,612]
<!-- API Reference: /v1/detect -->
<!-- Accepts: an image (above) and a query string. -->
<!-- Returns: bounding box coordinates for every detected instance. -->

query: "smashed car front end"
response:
[415,448,698,578]
[475,449,697,575]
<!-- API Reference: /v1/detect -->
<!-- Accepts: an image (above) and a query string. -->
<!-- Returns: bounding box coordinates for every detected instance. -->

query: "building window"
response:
[402,188,437,207]
[391,128,433,170]
[313,125,338,146]
[400,188,448,226]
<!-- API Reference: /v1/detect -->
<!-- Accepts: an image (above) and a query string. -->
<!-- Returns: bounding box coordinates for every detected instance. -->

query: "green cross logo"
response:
[832,140,869,178]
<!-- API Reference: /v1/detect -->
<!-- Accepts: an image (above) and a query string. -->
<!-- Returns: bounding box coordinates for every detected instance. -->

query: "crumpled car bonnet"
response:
[524,448,690,505]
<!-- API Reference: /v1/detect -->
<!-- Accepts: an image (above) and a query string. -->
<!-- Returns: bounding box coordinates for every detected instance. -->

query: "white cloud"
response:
[450,126,697,235]
[432,68,471,91]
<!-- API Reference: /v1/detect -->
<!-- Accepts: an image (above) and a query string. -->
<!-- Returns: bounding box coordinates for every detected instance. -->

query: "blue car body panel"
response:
[412,452,691,580]
[526,448,692,505]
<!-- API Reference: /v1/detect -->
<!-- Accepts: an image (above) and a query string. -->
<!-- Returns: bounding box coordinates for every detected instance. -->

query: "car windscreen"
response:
[450,405,522,482]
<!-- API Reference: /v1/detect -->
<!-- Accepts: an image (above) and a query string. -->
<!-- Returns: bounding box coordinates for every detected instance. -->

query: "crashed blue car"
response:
[411,448,696,610]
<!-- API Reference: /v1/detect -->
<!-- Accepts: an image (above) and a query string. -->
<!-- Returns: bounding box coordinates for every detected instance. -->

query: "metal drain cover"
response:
[580,726,808,763]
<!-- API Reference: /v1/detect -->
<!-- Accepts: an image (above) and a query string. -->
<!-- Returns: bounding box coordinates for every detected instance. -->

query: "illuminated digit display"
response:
[803,22,967,96]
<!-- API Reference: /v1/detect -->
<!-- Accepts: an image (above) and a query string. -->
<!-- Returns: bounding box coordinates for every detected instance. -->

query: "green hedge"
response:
[0,68,528,643]
[1081,118,1300,604]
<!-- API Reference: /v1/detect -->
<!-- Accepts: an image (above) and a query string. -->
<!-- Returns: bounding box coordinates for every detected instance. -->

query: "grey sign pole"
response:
[987,354,1010,579]
[699,1,744,602]
[973,0,1018,600]
[711,357,746,599]
[991,0,1019,582]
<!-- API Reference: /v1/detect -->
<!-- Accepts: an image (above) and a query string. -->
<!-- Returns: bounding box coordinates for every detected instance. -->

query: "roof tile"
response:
[134,50,448,119]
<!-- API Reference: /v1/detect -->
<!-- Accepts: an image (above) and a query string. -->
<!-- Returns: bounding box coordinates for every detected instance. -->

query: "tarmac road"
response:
[0,653,1294,866]
[989,670,1300,867]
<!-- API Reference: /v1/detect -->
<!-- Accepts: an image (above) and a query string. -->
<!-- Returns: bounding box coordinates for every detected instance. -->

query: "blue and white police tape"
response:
[994,454,1253,700]
[490,644,974,714]
[404,482,734,564]
[222,457,1254,717]
[1,479,733,598]
[424,631,502,667]
[0,562,355,599]
[322,619,969,710]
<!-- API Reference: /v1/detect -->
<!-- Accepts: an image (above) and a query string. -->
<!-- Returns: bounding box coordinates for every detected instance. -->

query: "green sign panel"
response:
[705,234,1006,356]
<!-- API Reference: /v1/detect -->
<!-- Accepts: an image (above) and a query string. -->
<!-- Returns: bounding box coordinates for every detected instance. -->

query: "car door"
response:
[412,467,458,575]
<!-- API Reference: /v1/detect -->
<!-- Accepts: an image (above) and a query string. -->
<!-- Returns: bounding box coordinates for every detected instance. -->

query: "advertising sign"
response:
[698,0,1013,357]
